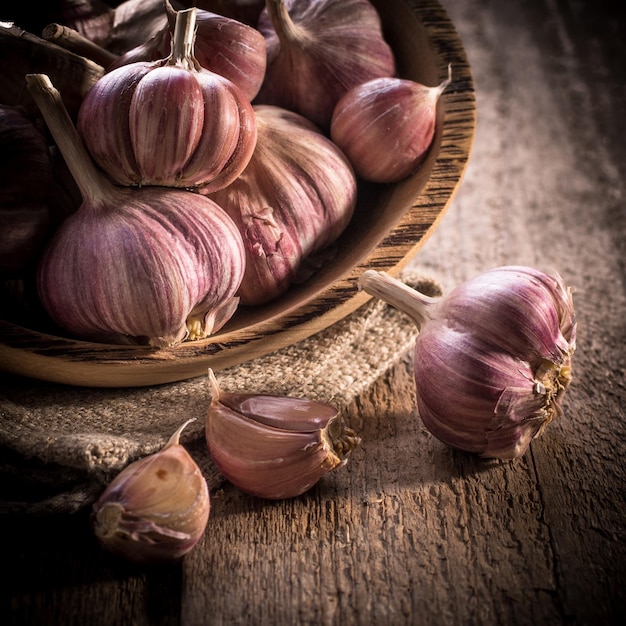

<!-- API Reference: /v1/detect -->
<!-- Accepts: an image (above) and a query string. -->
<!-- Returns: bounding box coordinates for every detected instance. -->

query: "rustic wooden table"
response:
[3,0,626,624]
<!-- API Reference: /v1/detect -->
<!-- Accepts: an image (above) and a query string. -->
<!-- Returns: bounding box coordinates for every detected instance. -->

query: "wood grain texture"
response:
[0,0,476,387]
[2,0,626,624]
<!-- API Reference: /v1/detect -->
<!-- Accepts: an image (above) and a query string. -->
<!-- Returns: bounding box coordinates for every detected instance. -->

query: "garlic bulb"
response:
[92,420,210,564]
[0,105,51,275]
[255,0,396,131]
[208,104,357,305]
[205,369,360,499]
[330,67,452,183]
[111,1,267,101]
[26,73,245,346]
[77,7,257,193]
[359,267,576,460]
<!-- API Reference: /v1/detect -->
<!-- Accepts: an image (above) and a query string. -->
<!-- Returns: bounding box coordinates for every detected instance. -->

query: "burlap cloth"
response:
[0,271,441,516]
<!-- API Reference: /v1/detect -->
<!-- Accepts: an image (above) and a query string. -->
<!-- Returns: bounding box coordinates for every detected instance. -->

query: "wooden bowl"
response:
[0,0,476,387]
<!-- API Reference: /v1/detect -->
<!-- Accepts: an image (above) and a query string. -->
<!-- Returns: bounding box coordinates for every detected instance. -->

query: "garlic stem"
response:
[358,270,439,330]
[169,7,198,70]
[265,0,305,44]
[165,418,196,449]
[41,23,118,68]
[25,73,116,208]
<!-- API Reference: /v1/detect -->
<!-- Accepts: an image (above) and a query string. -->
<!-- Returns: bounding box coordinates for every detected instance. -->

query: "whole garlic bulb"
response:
[92,420,210,564]
[111,1,267,101]
[208,104,357,305]
[359,267,576,460]
[27,73,245,346]
[77,7,257,193]
[205,369,360,499]
[255,0,396,131]
[330,67,452,183]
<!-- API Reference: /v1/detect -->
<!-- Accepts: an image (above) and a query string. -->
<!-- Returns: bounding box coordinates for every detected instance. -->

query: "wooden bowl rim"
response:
[0,0,476,387]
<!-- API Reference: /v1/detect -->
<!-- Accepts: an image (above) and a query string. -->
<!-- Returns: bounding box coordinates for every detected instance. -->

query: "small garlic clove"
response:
[92,420,210,564]
[330,67,452,183]
[205,369,360,499]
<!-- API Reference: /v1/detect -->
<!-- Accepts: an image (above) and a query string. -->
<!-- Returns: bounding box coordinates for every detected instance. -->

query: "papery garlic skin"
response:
[111,2,267,101]
[414,321,571,459]
[37,187,246,346]
[77,8,257,193]
[208,105,357,305]
[330,69,451,183]
[27,72,246,347]
[205,369,360,499]
[92,420,210,564]
[358,267,576,460]
[255,0,396,131]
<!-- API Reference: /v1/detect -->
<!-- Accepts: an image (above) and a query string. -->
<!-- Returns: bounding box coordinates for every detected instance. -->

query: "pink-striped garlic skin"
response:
[255,0,396,131]
[414,266,576,459]
[205,369,360,500]
[77,9,257,193]
[37,187,246,347]
[208,105,357,306]
[330,70,451,184]
[358,266,576,460]
[77,61,257,193]
[110,8,267,102]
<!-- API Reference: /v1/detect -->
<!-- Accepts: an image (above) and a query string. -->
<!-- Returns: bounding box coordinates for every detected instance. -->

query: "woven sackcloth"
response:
[0,271,440,516]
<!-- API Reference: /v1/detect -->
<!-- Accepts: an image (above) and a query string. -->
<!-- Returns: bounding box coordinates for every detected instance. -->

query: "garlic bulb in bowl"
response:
[0,0,476,387]
[331,67,452,183]
[26,73,246,347]
[77,7,257,193]
[208,105,357,305]
[255,0,396,131]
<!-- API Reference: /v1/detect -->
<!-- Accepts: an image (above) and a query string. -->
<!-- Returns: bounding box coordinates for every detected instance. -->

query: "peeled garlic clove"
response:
[26,74,245,346]
[208,104,357,305]
[111,1,267,101]
[77,7,257,192]
[92,420,210,564]
[255,0,396,131]
[205,369,360,499]
[330,67,452,183]
[358,267,576,460]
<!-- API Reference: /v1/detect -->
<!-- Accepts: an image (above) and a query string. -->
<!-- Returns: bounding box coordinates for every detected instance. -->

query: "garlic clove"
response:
[330,67,452,183]
[208,104,357,305]
[205,369,360,499]
[255,0,396,131]
[92,419,210,564]
[358,268,576,460]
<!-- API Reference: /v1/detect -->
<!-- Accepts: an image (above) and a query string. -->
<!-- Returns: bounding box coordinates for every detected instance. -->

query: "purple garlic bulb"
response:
[359,266,576,460]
